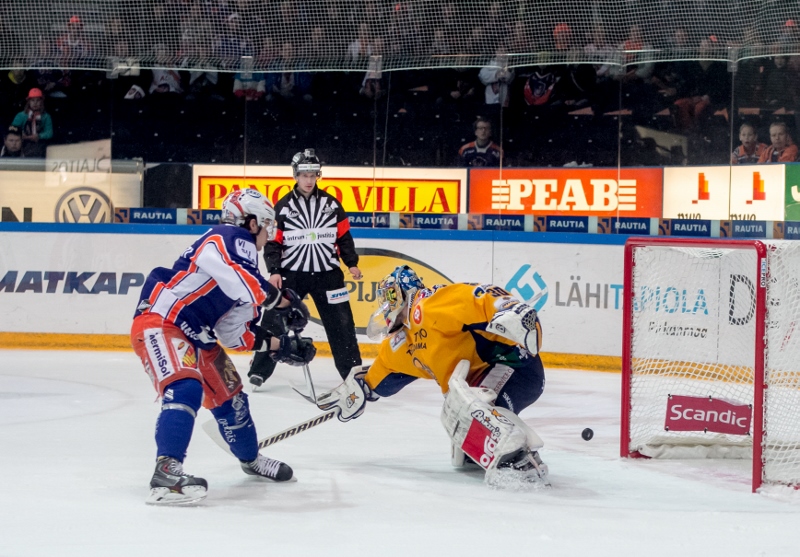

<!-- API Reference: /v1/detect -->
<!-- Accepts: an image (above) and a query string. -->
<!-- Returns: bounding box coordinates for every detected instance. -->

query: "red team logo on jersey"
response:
[412,305,422,324]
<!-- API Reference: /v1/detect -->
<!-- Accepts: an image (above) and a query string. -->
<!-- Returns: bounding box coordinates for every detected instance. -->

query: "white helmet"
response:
[291,148,322,178]
[221,189,276,239]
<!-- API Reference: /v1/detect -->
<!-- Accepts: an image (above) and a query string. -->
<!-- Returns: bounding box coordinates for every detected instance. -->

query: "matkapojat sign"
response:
[0,228,626,358]
[468,168,663,217]
[663,165,785,221]
[192,165,468,214]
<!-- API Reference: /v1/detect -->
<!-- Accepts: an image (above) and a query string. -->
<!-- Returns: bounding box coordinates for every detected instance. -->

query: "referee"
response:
[248,148,362,386]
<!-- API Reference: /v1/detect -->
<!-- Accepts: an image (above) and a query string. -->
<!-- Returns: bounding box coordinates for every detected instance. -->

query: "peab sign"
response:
[469,168,662,217]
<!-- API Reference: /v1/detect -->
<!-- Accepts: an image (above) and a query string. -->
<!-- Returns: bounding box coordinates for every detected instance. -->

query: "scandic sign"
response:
[469,168,663,217]
[664,394,752,435]
[198,177,460,214]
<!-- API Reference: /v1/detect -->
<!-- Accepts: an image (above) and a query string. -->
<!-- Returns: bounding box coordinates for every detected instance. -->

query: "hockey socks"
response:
[155,379,203,461]
[210,392,259,462]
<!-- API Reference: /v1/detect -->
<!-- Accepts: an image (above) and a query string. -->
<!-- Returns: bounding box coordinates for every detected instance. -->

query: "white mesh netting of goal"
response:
[3,1,800,73]
[623,239,800,492]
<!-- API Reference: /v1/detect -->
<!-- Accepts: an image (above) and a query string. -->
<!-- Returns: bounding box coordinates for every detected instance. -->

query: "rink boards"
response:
[0,223,627,371]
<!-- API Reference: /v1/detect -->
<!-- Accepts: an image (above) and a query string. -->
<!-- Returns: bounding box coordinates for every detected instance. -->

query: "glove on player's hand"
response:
[274,288,310,332]
[269,334,316,366]
[317,367,378,422]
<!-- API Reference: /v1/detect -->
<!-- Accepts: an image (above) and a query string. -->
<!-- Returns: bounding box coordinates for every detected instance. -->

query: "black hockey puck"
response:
[582,428,594,441]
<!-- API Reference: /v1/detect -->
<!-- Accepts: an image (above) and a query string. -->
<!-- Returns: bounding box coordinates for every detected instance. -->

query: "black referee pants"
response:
[249,267,362,381]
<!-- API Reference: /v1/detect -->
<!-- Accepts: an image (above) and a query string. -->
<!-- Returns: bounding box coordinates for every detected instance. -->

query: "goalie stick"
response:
[202,407,339,455]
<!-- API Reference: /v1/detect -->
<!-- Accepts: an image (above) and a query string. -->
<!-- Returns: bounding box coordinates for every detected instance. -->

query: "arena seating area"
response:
[2,1,800,168]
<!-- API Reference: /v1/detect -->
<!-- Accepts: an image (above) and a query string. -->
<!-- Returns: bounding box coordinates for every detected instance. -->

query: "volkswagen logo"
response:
[54,187,114,223]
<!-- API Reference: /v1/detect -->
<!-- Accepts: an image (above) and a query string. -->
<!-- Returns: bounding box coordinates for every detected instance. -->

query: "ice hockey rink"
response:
[1,350,799,556]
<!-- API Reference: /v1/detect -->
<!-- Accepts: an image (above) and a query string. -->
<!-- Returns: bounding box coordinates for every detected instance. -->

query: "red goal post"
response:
[620,237,800,493]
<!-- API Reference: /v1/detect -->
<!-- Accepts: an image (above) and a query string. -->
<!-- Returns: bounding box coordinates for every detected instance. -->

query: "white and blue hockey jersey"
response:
[135,224,281,351]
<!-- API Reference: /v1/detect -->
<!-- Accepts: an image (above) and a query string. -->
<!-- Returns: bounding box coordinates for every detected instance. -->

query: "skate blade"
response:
[146,485,208,506]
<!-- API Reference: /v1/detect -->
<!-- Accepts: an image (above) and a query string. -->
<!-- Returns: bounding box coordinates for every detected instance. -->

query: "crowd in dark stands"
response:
[2,3,800,167]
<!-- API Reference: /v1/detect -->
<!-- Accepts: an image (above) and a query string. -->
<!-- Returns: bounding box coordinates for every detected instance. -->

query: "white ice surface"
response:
[1,350,800,556]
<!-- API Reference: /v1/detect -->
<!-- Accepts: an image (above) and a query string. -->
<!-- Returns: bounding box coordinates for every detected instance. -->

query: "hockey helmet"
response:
[291,148,321,178]
[221,189,276,240]
[367,265,425,340]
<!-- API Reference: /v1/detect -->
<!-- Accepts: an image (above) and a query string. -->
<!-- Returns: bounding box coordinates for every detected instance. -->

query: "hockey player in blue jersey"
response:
[131,189,316,505]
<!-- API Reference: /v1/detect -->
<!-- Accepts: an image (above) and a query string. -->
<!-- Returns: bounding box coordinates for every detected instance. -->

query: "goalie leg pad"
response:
[210,392,258,462]
[442,360,532,471]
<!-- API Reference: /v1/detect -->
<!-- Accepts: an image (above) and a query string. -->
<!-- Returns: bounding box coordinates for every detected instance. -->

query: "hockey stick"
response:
[202,407,339,455]
[290,364,321,407]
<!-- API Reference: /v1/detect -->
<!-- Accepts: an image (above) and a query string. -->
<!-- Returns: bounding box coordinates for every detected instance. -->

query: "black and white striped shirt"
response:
[265,185,359,273]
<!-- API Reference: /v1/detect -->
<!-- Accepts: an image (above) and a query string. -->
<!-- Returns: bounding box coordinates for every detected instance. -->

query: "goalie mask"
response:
[366,265,425,341]
[291,148,322,178]
[221,189,277,240]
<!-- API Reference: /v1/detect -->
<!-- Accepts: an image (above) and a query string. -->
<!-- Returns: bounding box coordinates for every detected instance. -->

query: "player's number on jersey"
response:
[473,285,511,298]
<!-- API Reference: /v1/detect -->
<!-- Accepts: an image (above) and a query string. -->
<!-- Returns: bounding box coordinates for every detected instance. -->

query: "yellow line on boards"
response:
[0,332,621,373]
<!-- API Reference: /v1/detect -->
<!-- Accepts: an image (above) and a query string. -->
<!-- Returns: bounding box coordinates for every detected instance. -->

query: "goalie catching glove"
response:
[317,366,379,422]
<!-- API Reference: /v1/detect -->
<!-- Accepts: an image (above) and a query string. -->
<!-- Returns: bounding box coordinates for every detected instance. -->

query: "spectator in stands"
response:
[149,44,183,95]
[614,25,657,112]
[11,88,53,158]
[458,117,502,167]
[479,45,514,107]
[106,38,141,85]
[33,37,71,99]
[672,38,730,130]
[780,19,800,44]
[267,42,312,103]
[508,21,534,56]
[733,27,767,107]
[184,44,224,102]
[217,12,254,70]
[0,126,23,158]
[234,71,266,101]
[0,65,34,123]
[763,55,794,108]
[56,15,92,61]
[758,121,799,163]
[731,123,767,164]
[359,37,386,100]
[348,23,374,59]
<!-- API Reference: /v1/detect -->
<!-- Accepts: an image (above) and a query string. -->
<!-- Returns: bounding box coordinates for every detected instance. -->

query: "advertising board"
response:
[192,165,467,214]
[0,140,142,223]
[469,168,662,217]
[663,165,785,221]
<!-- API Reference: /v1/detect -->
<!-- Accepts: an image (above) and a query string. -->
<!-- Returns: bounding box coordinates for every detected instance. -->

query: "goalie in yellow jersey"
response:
[316,265,548,485]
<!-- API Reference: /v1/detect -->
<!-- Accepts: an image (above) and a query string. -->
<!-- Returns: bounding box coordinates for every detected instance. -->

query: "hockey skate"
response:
[248,373,266,388]
[147,456,208,505]
[485,449,550,489]
[240,454,294,482]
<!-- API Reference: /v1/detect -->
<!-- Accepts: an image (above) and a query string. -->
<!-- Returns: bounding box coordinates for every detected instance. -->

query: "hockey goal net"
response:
[621,237,800,492]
